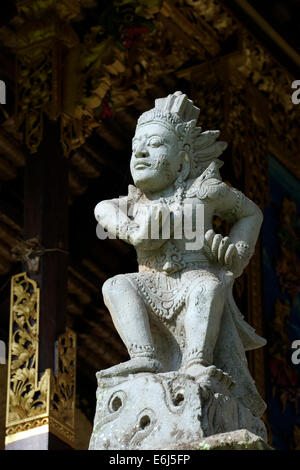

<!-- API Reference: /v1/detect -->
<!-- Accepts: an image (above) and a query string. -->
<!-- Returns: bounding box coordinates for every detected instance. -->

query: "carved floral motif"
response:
[6,272,76,446]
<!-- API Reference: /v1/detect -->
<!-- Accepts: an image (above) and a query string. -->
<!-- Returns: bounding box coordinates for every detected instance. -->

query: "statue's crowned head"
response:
[130,91,228,193]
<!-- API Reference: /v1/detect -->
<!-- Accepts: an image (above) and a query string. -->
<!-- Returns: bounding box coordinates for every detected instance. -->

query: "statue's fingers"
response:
[218,236,230,264]
[203,235,211,251]
[224,244,237,268]
[202,233,213,258]
[204,229,215,248]
[211,234,223,260]
[202,244,213,261]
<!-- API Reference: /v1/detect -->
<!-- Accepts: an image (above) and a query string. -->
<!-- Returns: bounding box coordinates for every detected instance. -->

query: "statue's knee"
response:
[206,279,225,298]
[187,279,224,307]
[102,274,128,301]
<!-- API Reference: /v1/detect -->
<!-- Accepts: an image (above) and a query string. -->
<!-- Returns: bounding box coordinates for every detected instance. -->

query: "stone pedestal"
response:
[162,429,272,450]
[89,372,267,450]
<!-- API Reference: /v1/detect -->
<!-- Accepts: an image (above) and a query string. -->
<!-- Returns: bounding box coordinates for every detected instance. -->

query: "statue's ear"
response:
[178,151,190,181]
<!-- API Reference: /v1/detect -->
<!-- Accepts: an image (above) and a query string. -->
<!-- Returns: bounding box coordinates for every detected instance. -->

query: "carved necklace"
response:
[140,179,188,208]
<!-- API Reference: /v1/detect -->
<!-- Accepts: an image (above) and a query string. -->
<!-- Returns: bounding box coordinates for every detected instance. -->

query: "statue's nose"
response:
[135,148,149,158]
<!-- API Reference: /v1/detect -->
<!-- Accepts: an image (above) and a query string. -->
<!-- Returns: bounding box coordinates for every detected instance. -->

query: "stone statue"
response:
[90,92,268,450]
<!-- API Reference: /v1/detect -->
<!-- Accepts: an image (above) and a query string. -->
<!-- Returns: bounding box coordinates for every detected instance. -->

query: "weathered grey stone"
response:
[89,372,267,450]
[90,91,268,450]
[162,429,273,450]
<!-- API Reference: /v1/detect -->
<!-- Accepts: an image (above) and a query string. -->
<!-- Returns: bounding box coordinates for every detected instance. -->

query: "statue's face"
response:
[130,122,183,193]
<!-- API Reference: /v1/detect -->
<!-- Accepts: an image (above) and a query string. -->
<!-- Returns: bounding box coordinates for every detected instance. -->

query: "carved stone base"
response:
[89,372,267,450]
[162,429,272,450]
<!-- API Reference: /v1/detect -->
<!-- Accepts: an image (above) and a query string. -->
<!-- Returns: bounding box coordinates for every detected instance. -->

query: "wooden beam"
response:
[232,0,300,68]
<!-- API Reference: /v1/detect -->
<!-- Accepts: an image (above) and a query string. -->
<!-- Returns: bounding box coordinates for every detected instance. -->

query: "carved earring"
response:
[179,152,190,182]
[177,173,184,184]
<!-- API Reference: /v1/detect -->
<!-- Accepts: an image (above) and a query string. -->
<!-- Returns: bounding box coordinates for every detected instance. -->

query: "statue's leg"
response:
[99,274,162,377]
[183,277,226,377]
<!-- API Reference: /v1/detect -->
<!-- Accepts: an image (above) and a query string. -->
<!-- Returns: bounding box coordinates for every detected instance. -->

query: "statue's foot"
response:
[98,356,163,379]
[184,362,235,392]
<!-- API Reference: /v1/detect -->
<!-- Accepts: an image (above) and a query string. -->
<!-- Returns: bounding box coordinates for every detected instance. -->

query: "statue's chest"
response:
[132,197,214,227]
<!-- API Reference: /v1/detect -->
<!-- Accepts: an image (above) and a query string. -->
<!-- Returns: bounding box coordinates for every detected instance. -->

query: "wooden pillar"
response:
[5,118,76,450]
[24,116,69,374]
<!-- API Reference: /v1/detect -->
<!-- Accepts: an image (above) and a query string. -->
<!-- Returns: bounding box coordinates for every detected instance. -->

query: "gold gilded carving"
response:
[161,0,220,56]
[6,417,48,437]
[189,60,269,209]
[16,39,61,154]
[6,272,76,446]
[16,0,81,24]
[237,33,299,154]
[50,329,76,431]
[6,0,300,166]
[13,0,79,154]
[61,1,160,151]
[185,0,238,40]
[60,113,100,157]
[6,273,45,424]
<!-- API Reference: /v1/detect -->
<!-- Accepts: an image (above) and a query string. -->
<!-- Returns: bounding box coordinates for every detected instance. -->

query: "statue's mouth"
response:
[134,162,151,169]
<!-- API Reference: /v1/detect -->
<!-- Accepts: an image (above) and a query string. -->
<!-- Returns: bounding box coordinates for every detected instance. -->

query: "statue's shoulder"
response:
[186,160,228,201]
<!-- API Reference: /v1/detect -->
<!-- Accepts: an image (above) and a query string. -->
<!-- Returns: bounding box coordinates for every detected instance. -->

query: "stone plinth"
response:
[162,429,272,450]
[89,371,267,450]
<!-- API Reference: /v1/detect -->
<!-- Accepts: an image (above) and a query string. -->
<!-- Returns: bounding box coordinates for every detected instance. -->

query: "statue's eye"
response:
[148,137,162,147]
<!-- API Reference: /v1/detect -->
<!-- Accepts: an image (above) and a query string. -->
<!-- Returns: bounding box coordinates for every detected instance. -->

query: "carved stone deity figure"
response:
[90,92,267,450]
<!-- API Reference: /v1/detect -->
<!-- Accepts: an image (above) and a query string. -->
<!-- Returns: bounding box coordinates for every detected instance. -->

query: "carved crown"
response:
[137,91,200,130]
[155,91,200,122]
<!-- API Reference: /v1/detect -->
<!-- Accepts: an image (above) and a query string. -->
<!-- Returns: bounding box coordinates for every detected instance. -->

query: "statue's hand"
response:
[203,229,244,277]
[129,204,164,244]
[129,222,150,245]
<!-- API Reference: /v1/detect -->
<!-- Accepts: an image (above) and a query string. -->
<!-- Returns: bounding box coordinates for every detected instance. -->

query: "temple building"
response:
[0,0,299,450]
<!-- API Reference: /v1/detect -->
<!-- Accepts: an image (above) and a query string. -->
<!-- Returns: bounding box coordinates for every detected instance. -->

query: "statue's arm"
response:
[227,190,263,249]
[94,198,167,249]
[95,197,130,239]
[213,183,263,275]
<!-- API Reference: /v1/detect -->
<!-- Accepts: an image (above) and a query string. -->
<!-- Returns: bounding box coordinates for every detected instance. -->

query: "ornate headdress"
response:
[136,91,227,178]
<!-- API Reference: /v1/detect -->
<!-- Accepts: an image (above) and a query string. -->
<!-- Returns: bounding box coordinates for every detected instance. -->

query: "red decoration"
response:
[100,96,114,119]
[119,25,150,49]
